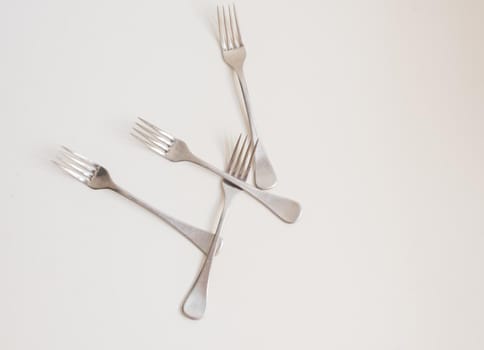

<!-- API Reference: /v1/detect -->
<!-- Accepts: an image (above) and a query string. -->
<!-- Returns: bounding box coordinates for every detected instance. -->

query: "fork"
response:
[132,118,301,223]
[217,4,277,190]
[53,146,221,255]
[183,134,256,319]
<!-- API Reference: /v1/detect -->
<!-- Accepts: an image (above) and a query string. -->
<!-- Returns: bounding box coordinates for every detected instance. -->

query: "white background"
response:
[1,0,484,349]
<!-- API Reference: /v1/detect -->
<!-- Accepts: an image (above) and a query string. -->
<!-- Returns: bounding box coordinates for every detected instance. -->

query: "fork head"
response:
[217,4,246,69]
[132,118,191,162]
[225,134,258,185]
[53,147,114,190]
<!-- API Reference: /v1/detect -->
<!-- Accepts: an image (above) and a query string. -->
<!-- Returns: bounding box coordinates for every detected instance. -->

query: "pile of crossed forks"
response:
[53,5,301,320]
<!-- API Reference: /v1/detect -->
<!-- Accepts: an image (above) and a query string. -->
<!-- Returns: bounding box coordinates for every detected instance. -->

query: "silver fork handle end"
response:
[182,268,210,320]
[182,186,234,320]
[253,141,277,190]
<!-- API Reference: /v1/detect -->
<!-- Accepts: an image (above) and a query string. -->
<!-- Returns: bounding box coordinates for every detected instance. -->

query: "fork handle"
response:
[182,185,234,319]
[112,186,220,255]
[234,69,278,190]
[234,68,258,139]
[189,157,301,223]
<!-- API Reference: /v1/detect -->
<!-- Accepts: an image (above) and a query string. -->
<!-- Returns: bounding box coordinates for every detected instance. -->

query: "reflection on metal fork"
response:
[182,135,257,320]
[53,146,221,255]
[132,118,301,223]
[217,4,277,190]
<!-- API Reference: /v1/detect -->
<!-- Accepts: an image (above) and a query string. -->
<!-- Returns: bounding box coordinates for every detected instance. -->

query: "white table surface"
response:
[1,0,484,349]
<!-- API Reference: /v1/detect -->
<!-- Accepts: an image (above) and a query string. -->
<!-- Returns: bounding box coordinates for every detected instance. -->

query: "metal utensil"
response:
[132,118,301,223]
[53,146,221,255]
[183,134,256,319]
[217,4,277,190]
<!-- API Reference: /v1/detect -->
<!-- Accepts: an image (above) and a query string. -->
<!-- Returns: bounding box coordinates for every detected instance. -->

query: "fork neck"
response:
[233,65,244,77]
[107,182,121,192]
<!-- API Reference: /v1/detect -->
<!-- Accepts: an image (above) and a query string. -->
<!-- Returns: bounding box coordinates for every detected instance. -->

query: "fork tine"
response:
[131,130,169,154]
[227,5,236,48]
[226,134,242,172]
[134,122,172,147]
[137,118,175,142]
[53,159,89,184]
[61,146,96,170]
[236,137,253,178]
[232,4,243,46]
[57,156,94,177]
[241,140,258,180]
[132,124,171,149]
[222,6,232,49]
[217,6,226,50]
[60,152,94,174]
[60,149,96,173]
[228,135,244,174]
[231,135,248,176]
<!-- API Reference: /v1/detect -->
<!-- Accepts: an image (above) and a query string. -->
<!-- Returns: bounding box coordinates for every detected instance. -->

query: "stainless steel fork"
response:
[217,4,277,190]
[132,118,301,223]
[183,134,257,320]
[53,146,221,255]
